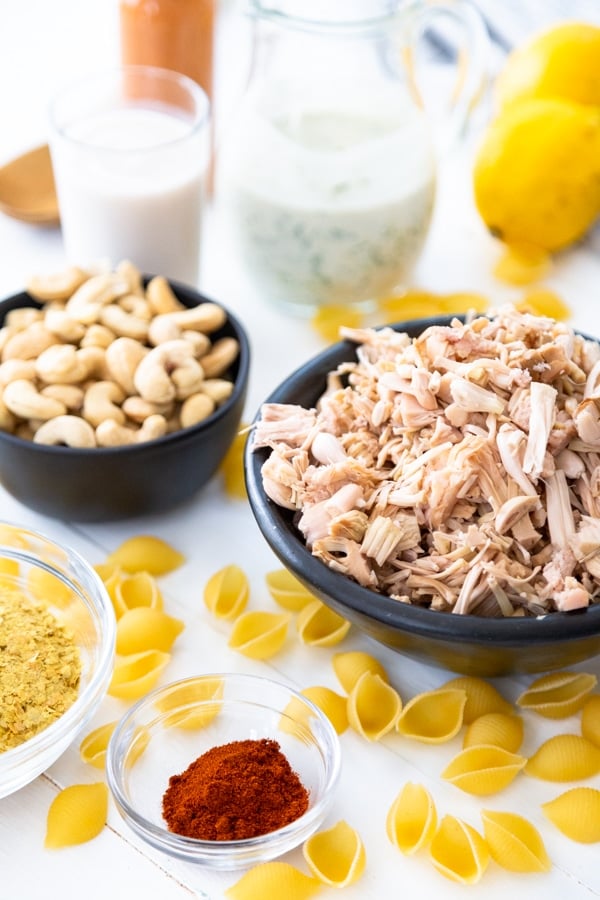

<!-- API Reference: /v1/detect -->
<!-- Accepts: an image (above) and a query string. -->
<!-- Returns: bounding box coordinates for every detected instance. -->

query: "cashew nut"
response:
[147,314,212,355]
[121,395,174,423]
[44,308,86,344]
[65,273,130,324]
[156,303,227,335]
[3,379,67,420]
[116,259,144,296]
[40,384,85,411]
[198,337,240,378]
[119,295,152,320]
[0,396,16,432]
[5,307,43,329]
[180,392,215,428]
[100,304,149,341]
[26,266,89,302]
[105,337,148,395]
[35,344,90,384]
[0,359,37,386]
[80,323,116,349]
[96,413,167,446]
[200,378,235,404]
[2,322,59,362]
[33,415,97,448]
[77,346,109,380]
[145,275,184,315]
[137,414,168,442]
[83,381,126,427]
[133,340,204,404]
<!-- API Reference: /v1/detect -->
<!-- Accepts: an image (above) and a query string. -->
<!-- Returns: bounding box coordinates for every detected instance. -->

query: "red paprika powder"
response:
[161,738,309,840]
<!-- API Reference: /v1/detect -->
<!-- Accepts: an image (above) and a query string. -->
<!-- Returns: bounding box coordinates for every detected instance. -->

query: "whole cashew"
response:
[44,308,86,344]
[65,273,130,324]
[0,359,37,386]
[153,303,227,336]
[35,344,90,384]
[116,259,144,296]
[40,384,85,411]
[119,295,152,320]
[33,415,97,448]
[83,380,126,427]
[5,307,43,330]
[80,324,116,349]
[198,337,240,378]
[122,395,174,423]
[145,275,184,315]
[100,304,149,341]
[133,340,204,404]
[200,378,235,404]
[26,266,89,302]
[3,379,67,420]
[77,346,109,380]
[95,414,167,446]
[105,337,148,395]
[2,322,59,362]
[147,315,211,356]
[180,392,215,428]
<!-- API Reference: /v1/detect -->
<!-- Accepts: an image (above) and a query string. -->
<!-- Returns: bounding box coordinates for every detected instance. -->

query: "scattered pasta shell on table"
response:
[114,571,163,617]
[116,607,184,654]
[463,712,524,753]
[265,569,315,611]
[225,862,322,900]
[581,695,600,747]
[204,564,249,620]
[396,689,466,743]
[0,557,19,577]
[79,721,117,769]
[45,783,108,848]
[228,610,291,659]
[441,745,527,795]
[108,649,171,700]
[27,567,74,607]
[516,671,597,719]
[301,686,348,734]
[347,671,402,741]
[480,810,551,872]
[439,676,512,724]
[542,788,600,843]
[219,425,249,500]
[332,650,389,694]
[296,599,351,647]
[429,815,490,885]
[105,535,185,575]
[386,782,438,855]
[525,734,600,781]
[303,820,366,888]
[94,563,124,618]
[154,676,225,729]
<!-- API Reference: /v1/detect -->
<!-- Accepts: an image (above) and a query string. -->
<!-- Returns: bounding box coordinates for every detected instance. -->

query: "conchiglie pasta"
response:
[228,611,290,659]
[79,722,117,769]
[386,782,437,854]
[45,783,108,848]
[219,425,248,500]
[106,535,185,575]
[116,607,184,654]
[525,734,600,781]
[303,820,366,888]
[396,689,466,743]
[581,695,600,747]
[332,650,388,694]
[27,567,74,607]
[429,815,490,884]
[301,686,348,735]
[480,809,551,872]
[204,564,249,620]
[296,599,351,647]
[440,676,512,724]
[95,564,125,619]
[516,671,597,719]
[442,745,527,795]
[226,862,321,900]
[542,787,600,843]
[108,649,171,700]
[265,569,315,611]
[347,671,402,741]
[114,571,163,618]
[0,557,19,577]
[154,676,225,729]
[463,713,524,753]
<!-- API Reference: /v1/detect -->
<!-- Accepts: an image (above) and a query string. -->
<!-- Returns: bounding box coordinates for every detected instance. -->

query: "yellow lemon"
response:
[473,98,600,251]
[496,22,600,110]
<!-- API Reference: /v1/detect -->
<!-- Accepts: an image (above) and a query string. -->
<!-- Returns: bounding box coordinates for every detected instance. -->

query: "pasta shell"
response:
[106,535,185,575]
[114,571,163,617]
[429,815,490,884]
[45,783,108,848]
[108,649,171,700]
[95,564,125,619]
[154,676,224,729]
[463,712,524,752]
[516,671,597,719]
[396,689,466,743]
[228,610,290,659]
[219,425,248,500]
[442,745,527,795]
[440,676,512,724]
[27,567,74,608]
[581,694,600,747]
[525,734,600,781]
[386,782,437,854]
[303,820,366,887]
[301,686,348,734]
[347,671,402,741]
[0,557,19,577]
[226,862,321,900]
[204,564,249,620]
[79,721,117,769]
[481,809,551,872]
[116,607,184,654]
[542,787,600,843]
[332,650,388,694]
[265,569,315,611]
[296,599,351,647]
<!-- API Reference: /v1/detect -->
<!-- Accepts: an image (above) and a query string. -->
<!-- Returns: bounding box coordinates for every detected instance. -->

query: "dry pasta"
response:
[108,649,171,700]
[463,713,524,753]
[94,563,124,619]
[386,782,437,855]
[45,783,108,848]
[516,671,597,719]
[116,607,184,654]
[204,564,249,620]
[301,687,348,734]
[228,610,290,659]
[332,650,388,694]
[265,569,315,611]
[347,671,402,741]
[27,567,73,607]
[219,425,248,500]
[440,676,512,724]
[542,787,600,843]
[106,535,185,575]
[79,722,117,769]
[480,809,551,872]
[296,599,351,647]
[429,815,490,884]
[396,689,466,743]
[114,571,163,618]
[154,677,224,729]
[303,820,366,888]
[226,862,321,900]
[525,734,600,781]
[442,745,527,795]
[581,695,600,747]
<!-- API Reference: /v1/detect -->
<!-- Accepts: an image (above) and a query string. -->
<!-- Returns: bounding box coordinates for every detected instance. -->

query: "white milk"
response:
[51,106,207,285]
[219,98,436,312]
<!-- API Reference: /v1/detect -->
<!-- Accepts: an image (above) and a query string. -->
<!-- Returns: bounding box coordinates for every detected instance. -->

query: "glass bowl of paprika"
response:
[106,672,341,870]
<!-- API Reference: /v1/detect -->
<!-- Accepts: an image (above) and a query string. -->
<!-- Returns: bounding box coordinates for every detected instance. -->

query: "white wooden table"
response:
[2,3,600,898]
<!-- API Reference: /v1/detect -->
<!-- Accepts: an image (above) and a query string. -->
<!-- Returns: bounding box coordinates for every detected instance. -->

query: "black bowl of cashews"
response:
[0,261,250,521]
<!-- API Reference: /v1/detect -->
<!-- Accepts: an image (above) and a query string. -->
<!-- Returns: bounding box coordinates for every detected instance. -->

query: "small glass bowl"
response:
[0,521,115,798]
[106,673,341,870]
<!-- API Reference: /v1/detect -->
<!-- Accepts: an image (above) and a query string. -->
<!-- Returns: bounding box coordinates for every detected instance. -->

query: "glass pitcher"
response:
[217,0,489,315]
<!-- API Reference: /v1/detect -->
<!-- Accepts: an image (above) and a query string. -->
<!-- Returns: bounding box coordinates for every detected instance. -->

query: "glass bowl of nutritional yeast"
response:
[0,521,115,798]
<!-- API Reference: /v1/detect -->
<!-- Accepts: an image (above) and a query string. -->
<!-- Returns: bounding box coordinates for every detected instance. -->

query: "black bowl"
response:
[245,316,600,677]
[0,279,250,522]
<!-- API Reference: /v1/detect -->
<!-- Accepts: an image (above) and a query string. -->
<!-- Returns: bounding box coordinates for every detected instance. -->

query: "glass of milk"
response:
[49,65,210,286]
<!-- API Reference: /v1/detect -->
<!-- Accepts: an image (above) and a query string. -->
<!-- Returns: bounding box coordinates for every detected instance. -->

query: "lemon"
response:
[496,22,600,110]
[473,98,600,251]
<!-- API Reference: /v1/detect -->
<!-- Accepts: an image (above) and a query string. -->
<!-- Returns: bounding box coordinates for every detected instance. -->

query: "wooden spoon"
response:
[0,144,60,226]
